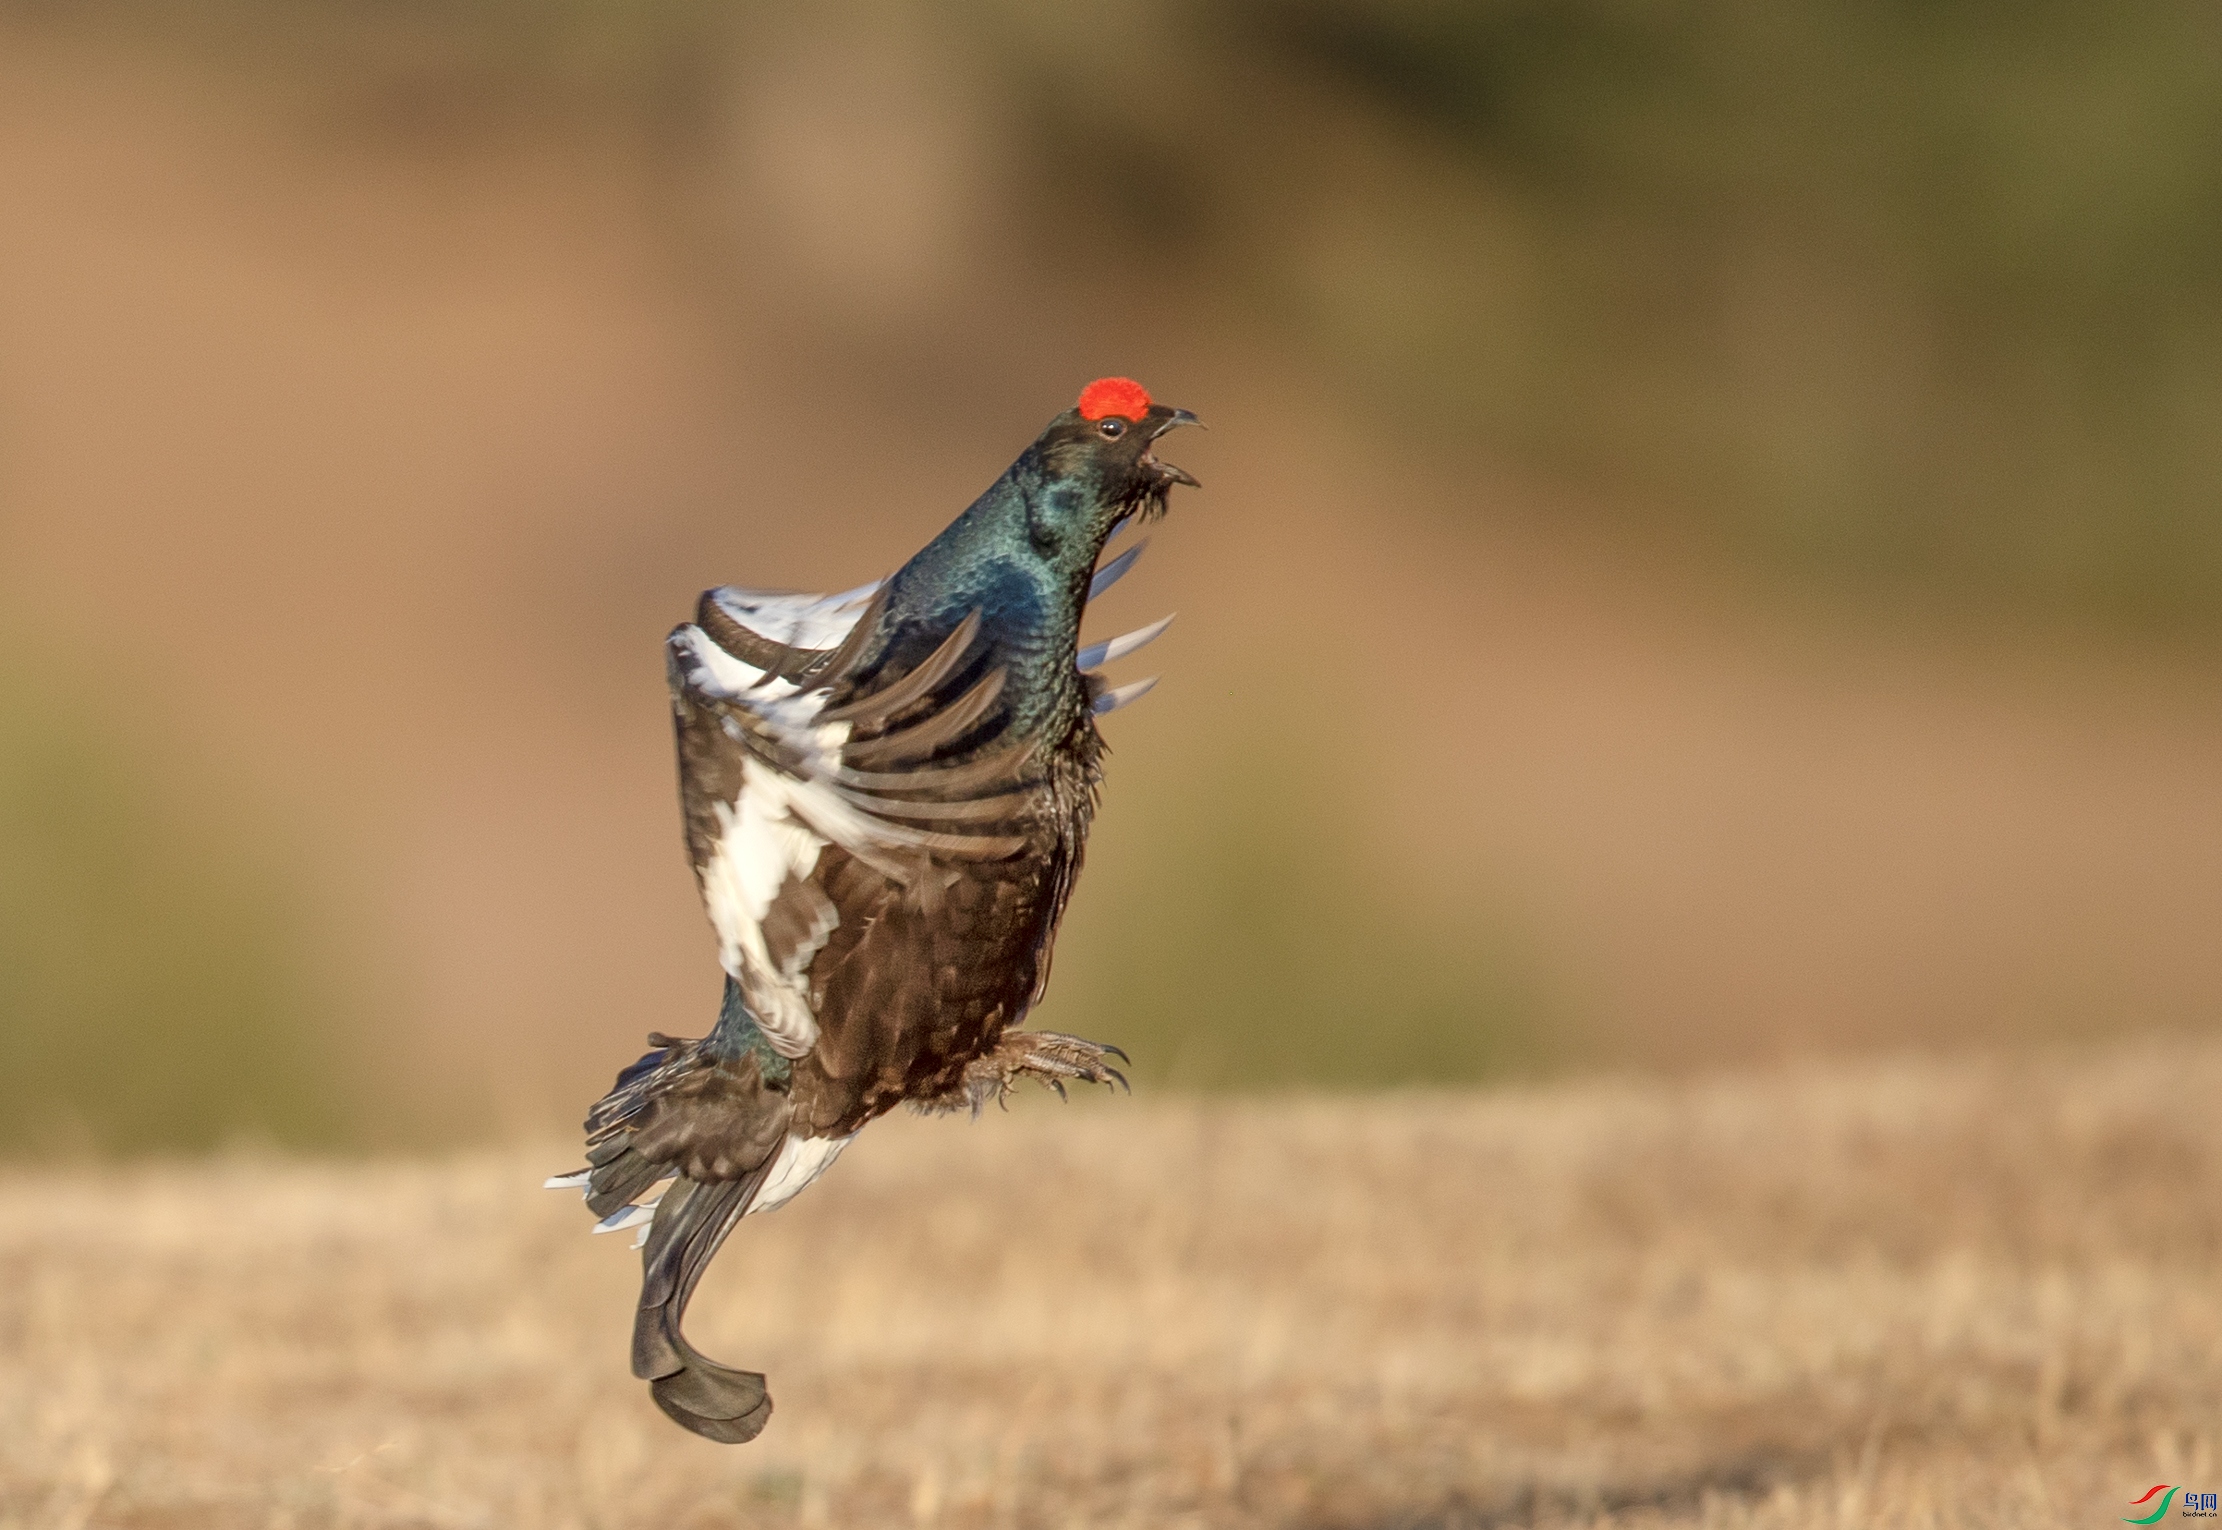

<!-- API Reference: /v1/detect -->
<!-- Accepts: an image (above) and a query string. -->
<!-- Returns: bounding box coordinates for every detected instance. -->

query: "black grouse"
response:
[548,377,1200,1442]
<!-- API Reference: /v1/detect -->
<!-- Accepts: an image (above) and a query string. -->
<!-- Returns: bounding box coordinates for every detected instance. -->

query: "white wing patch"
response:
[676,622,1013,860]
[678,613,956,1061]
[701,776,829,1058]
[746,1132,855,1217]
[673,627,822,732]
[706,582,880,651]
[683,629,784,700]
[673,583,1034,1065]
[675,622,850,1060]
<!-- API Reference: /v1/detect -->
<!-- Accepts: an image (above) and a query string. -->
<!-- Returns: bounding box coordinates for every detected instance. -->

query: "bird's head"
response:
[1023,377,1201,555]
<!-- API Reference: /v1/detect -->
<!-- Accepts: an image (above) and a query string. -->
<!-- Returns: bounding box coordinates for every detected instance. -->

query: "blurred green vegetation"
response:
[0,652,346,1153]
[1001,0,2222,627]
[27,0,2216,624]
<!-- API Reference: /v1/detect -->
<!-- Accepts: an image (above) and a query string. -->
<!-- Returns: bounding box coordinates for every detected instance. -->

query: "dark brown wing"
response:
[664,611,1034,1061]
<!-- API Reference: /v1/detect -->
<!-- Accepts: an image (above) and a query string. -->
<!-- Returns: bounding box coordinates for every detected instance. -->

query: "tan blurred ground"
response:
[4,24,2222,1140]
[4,1039,2217,1528]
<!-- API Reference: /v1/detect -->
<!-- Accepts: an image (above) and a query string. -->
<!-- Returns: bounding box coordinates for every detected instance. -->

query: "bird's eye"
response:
[1096,417,1126,439]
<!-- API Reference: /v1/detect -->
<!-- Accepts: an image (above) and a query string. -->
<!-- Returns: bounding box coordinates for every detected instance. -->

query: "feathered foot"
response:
[943,1029,1130,1115]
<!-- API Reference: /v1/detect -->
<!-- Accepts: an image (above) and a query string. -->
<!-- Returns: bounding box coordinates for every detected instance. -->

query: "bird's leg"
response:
[935,1030,1131,1116]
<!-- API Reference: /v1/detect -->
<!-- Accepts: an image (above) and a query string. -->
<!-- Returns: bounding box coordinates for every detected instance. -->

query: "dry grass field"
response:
[4,1042,2219,1530]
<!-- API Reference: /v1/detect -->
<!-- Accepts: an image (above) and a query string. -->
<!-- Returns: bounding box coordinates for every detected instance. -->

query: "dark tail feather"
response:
[584,1146,667,1220]
[632,1168,776,1443]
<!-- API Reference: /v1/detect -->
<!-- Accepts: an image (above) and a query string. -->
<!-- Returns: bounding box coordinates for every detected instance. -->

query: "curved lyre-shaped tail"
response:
[632,1171,776,1443]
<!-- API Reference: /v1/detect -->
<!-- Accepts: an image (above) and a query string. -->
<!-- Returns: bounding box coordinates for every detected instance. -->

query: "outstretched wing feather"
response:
[816,610,980,725]
[667,600,1041,1065]
[840,668,1006,770]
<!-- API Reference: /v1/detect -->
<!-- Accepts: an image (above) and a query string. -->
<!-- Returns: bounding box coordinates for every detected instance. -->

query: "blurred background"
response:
[3,0,2220,1152]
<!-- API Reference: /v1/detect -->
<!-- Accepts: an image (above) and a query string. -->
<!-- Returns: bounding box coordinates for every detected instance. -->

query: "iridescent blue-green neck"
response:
[869,444,1114,741]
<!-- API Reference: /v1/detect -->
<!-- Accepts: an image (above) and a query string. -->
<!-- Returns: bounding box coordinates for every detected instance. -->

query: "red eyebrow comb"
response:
[1078,377,1151,421]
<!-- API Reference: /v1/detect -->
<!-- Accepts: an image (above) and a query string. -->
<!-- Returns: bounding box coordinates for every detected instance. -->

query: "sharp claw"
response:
[1101,1043,1130,1065]
[1103,1067,1129,1093]
[1048,1077,1068,1102]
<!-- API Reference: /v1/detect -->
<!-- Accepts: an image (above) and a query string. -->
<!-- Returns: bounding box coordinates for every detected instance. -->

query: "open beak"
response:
[1144,407,1202,488]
